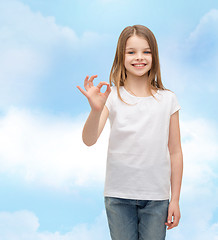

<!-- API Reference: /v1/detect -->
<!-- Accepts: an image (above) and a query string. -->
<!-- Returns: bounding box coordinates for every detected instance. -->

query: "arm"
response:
[82,110,102,146]
[82,106,109,146]
[165,110,183,230]
[170,151,183,202]
[77,75,111,146]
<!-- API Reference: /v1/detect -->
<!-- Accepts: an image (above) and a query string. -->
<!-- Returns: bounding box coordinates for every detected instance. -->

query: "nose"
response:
[135,52,144,60]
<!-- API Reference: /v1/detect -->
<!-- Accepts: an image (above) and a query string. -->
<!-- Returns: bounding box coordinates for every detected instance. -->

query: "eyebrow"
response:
[125,47,151,50]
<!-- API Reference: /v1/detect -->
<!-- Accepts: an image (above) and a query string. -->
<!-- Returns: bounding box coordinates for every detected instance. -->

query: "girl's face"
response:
[124,35,152,78]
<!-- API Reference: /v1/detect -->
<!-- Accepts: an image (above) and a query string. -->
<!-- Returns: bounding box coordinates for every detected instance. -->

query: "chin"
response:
[134,72,150,77]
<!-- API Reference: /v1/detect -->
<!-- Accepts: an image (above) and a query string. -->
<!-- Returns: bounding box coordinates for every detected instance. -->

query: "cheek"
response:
[148,55,152,65]
[124,56,130,67]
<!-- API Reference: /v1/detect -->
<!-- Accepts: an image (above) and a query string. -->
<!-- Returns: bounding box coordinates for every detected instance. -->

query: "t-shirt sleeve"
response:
[170,92,181,115]
[105,86,114,112]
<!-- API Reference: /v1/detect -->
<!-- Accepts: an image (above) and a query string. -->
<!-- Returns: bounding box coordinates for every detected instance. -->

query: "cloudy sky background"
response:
[0,0,218,239]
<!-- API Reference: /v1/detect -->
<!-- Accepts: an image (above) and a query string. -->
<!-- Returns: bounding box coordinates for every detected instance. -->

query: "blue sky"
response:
[0,0,218,239]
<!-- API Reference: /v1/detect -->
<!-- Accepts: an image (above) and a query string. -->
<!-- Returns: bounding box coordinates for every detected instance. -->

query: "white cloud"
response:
[0,0,79,49]
[0,107,110,191]
[0,210,39,235]
[0,0,78,109]
[0,0,110,109]
[0,210,110,240]
[160,9,218,94]
[189,9,218,43]
[186,8,218,68]
[181,117,217,186]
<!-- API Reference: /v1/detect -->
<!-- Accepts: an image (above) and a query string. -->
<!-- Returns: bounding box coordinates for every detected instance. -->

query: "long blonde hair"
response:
[109,25,171,105]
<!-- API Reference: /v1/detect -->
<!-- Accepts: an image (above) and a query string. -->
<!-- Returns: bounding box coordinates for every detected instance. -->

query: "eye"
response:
[144,51,151,54]
[127,51,134,54]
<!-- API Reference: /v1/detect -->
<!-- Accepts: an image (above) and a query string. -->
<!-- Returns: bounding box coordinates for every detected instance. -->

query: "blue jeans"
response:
[104,196,169,240]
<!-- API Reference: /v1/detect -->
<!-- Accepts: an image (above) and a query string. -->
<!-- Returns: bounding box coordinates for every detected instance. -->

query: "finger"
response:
[171,215,179,227]
[77,85,88,98]
[167,222,177,230]
[165,221,172,227]
[105,84,111,96]
[167,213,173,225]
[84,75,90,90]
[166,216,179,230]
[96,82,110,90]
[167,225,173,230]
[97,82,111,95]
[166,221,174,230]
[88,75,98,87]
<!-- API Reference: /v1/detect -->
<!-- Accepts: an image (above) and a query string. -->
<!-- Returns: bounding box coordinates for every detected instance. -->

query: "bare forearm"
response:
[170,151,183,202]
[82,110,102,146]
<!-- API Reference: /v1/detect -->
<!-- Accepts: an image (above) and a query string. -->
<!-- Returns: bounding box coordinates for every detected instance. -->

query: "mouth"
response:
[132,63,147,68]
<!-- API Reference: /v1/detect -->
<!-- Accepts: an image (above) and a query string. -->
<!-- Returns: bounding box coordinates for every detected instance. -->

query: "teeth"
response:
[133,64,145,67]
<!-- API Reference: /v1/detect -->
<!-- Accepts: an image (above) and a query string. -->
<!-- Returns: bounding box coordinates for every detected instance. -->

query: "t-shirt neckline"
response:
[122,86,159,99]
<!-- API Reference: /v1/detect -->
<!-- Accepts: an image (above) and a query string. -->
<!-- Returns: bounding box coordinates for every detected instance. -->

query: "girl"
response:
[77,25,183,240]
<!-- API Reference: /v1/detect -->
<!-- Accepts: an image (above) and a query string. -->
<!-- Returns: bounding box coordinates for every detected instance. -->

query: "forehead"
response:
[126,35,150,49]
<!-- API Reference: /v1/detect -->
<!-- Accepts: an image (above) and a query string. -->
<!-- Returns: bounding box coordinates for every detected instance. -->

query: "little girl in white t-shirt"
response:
[77,24,183,240]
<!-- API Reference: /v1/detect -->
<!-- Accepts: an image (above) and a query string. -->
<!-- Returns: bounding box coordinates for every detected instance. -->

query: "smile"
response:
[132,64,147,68]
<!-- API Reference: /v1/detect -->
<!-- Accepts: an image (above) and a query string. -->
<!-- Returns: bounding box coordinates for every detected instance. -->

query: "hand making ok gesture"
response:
[77,75,111,112]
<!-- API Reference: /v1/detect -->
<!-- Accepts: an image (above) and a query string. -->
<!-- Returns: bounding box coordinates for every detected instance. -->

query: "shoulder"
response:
[157,89,180,107]
[110,85,117,92]
[107,86,116,98]
[158,89,176,99]
[159,89,181,110]
[109,85,120,96]
[106,86,117,102]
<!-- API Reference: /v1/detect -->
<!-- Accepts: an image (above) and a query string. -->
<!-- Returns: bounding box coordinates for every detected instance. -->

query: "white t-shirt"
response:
[104,86,181,200]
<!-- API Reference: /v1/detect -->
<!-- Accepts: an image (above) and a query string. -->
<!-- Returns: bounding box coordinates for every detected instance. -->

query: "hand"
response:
[77,75,111,112]
[165,200,181,230]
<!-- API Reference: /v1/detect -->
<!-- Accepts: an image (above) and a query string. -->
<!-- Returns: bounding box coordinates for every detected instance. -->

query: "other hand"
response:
[165,200,181,230]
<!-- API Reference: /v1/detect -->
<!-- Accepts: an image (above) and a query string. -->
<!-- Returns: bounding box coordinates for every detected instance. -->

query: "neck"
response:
[124,73,150,93]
